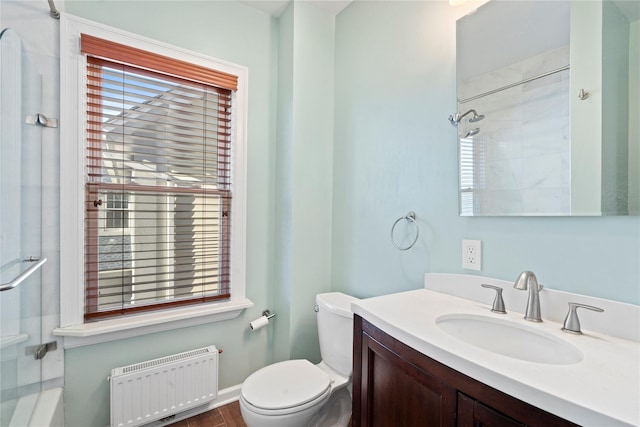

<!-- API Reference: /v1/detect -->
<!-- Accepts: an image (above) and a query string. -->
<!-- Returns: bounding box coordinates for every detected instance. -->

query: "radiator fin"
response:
[110,345,218,427]
[120,347,213,374]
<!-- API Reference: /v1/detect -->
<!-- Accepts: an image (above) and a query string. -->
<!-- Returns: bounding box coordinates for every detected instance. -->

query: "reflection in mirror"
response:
[601,0,639,215]
[456,0,639,216]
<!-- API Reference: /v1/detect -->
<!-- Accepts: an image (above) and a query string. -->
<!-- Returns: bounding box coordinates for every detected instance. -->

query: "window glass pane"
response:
[95,191,224,311]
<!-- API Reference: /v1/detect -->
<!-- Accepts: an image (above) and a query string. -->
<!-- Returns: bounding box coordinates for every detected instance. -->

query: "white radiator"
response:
[110,345,219,427]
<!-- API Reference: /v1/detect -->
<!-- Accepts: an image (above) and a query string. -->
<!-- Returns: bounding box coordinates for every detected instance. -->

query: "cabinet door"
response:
[457,393,525,427]
[353,317,457,427]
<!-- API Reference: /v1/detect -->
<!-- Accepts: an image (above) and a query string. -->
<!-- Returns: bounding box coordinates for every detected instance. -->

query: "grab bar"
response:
[0,257,47,292]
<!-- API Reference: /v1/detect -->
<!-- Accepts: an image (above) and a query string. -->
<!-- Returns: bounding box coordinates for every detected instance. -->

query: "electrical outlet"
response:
[462,239,481,271]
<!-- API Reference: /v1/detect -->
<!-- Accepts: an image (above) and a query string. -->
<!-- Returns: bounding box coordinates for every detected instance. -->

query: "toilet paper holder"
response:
[262,310,276,320]
[249,310,277,331]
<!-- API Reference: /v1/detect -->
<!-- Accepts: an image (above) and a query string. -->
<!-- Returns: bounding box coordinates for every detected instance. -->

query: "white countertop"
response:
[351,274,640,427]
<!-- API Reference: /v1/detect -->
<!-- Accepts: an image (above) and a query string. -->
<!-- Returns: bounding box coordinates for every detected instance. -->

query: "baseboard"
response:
[206,384,243,410]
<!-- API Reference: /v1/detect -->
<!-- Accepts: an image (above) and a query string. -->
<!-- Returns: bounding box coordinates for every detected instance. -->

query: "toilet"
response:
[239,292,359,427]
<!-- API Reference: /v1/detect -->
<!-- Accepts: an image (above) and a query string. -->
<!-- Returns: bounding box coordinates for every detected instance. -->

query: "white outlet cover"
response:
[462,239,481,271]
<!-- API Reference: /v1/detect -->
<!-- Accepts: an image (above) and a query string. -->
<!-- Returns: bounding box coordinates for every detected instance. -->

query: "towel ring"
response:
[390,212,419,251]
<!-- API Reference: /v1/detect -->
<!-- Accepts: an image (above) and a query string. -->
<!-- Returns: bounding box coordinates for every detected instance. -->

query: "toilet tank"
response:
[316,292,360,377]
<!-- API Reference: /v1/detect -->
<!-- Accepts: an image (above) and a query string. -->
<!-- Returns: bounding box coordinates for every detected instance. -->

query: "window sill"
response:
[53,298,254,349]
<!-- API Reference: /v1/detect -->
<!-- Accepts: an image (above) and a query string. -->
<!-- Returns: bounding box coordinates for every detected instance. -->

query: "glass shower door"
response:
[0,28,45,426]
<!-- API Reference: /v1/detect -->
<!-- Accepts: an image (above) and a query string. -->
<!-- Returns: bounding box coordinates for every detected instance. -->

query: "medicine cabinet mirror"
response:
[455,0,639,216]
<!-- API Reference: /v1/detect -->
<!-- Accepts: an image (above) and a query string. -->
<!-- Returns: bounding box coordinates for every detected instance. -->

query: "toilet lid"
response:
[242,359,331,410]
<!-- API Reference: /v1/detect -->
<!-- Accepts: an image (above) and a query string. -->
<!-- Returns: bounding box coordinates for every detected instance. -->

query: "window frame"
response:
[57,14,252,347]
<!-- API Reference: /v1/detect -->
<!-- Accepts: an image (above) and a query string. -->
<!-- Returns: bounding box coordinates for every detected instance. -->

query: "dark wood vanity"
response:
[352,315,579,427]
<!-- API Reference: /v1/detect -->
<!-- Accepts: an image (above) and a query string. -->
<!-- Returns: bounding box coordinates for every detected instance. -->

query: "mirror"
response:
[455,0,639,216]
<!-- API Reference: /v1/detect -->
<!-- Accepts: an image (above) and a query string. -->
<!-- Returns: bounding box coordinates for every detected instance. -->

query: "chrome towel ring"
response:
[390,212,419,251]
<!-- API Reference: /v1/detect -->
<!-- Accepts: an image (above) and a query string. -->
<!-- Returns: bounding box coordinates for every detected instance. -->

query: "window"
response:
[59,16,250,336]
[82,35,237,320]
[104,193,129,229]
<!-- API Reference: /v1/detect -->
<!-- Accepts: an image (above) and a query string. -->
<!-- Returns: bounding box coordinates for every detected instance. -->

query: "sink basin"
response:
[436,314,583,365]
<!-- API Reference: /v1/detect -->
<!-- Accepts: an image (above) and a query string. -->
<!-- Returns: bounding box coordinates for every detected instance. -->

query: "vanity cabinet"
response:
[457,393,524,427]
[352,315,579,427]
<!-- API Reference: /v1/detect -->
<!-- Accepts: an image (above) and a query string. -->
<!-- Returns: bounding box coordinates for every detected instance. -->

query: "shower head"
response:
[463,128,480,138]
[469,112,485,123]
[448,109,485,126]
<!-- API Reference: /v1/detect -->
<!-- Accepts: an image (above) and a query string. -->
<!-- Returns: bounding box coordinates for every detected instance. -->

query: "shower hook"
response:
[25,113,58,128]
[578,89,590,100]
[390,212,420,251]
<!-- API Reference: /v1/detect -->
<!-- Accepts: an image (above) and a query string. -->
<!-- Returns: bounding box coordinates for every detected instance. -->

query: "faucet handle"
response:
[481,284,506,314]
[562,302,604,334]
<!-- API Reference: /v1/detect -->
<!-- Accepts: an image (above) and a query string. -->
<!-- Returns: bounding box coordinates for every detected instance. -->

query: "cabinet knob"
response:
[562,302,604,334]
[481,284,506,314]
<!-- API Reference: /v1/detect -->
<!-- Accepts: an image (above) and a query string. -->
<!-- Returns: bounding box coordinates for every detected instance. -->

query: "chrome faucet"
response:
[513,271,544,322]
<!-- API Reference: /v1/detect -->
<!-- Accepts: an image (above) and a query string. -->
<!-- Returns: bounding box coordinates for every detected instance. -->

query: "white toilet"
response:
[239,292,359,427]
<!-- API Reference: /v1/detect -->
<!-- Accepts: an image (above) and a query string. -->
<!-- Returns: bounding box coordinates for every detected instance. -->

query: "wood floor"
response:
[173,400,352,427]
[172,401,247,427]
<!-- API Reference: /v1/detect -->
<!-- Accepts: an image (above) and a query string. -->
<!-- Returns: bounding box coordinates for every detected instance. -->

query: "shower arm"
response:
[448,109,481,126]
[47,0,60,19]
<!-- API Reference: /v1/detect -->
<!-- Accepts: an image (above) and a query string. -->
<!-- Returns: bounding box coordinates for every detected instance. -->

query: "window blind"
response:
[459,137,485,216]
[81,34,238,91]
[83,48,233,320]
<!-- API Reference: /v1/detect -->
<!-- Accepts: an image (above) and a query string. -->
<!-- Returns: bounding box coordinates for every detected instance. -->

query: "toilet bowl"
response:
[240,292,359,427]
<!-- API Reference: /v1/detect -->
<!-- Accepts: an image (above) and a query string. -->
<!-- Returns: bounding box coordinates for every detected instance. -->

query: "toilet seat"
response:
[241,360,331,414]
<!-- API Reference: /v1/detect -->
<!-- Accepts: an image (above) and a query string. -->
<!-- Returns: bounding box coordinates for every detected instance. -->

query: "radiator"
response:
[110,345,219,427]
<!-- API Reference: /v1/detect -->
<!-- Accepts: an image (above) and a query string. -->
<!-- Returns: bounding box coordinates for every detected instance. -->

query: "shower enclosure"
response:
[0,28,50,426]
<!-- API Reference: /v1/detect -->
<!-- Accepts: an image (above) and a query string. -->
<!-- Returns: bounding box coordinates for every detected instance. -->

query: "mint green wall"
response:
[273,2,335,363]
[63,1,278,425]
[65,322,259,426]
[289,2,335,361]
[273,2,295,364]
[332,1,640,304]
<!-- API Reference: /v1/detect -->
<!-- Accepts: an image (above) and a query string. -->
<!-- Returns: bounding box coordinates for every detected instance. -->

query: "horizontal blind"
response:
[81,34,238,91]
[459,137,485,216]
[84,55,232,320]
